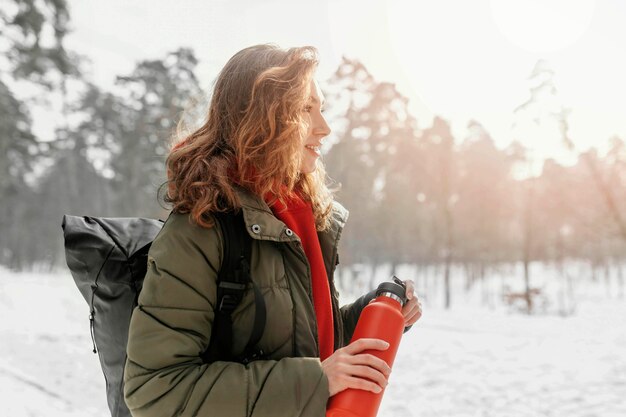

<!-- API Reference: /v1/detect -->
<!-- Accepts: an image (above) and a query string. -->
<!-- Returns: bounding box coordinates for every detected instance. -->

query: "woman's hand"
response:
[321,338,391,397]
[401,279,422,328]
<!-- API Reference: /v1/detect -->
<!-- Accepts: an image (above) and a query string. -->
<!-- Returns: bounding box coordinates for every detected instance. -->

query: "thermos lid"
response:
[376,277,407,305]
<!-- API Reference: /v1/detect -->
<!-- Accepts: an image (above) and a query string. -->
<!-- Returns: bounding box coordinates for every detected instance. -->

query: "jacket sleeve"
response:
[123,213,328,417]
[338,290,377,345]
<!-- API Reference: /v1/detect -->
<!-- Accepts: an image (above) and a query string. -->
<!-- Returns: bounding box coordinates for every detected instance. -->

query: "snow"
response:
[0,269,109,417]
[1,266,625,417]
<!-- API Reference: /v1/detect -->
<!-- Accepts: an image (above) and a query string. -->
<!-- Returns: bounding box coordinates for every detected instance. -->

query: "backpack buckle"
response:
[240,348,265,365]
[217,281,246,311]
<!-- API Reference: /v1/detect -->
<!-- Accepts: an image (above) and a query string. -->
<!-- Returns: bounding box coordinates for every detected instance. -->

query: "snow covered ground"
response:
[0,266,624,417]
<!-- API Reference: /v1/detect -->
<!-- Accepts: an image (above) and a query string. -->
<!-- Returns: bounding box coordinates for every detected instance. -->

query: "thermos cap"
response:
[376,280,407,306]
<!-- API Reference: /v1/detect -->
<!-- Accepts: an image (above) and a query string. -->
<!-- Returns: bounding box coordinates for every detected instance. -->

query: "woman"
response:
[123,44,422,417]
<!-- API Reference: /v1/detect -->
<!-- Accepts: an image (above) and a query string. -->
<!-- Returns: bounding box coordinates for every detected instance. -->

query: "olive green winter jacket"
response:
[123,187,375,417]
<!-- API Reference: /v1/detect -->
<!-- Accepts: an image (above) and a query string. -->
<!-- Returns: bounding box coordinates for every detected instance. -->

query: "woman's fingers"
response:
[348,352,391,377]
[404,279,415,300]
[405,301,422,325]
[343,338,389,355]
[347,364,389,389]
[323,339,395,396]
[402,297,417,316]
[344,376,385,394]
[403,297,422,320]
[400,279,422,326]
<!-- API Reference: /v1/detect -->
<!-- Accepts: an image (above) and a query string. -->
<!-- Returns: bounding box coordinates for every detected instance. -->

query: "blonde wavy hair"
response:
[165,44,334,229]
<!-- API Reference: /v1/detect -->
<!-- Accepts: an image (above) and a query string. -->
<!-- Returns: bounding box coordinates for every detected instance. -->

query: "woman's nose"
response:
[313,114,331,138]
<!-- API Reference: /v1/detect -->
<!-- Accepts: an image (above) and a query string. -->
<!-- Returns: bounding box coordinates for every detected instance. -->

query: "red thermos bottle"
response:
[326,278,407,417]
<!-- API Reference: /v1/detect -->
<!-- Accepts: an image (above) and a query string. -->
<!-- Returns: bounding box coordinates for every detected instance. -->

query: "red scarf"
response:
[268,193,334,360]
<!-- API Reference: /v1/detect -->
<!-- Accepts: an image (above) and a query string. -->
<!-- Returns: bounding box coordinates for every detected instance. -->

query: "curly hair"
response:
[164,44,334,229]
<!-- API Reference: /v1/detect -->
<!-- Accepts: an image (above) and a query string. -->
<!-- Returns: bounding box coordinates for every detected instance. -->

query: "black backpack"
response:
[62,212,266,417]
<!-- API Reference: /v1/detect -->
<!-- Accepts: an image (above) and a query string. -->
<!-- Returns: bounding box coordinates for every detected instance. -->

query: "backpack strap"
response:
[202,211,266,364]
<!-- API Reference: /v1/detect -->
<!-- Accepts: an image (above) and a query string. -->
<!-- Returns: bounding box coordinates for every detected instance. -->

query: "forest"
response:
[2,0,625,313]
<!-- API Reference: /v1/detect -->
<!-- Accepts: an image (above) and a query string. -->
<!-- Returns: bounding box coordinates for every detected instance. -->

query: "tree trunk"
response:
[522,180,534,315]
[618,262,624,299]
[444,259,451,309]
[604,261,612,298]
[523,258,532,314]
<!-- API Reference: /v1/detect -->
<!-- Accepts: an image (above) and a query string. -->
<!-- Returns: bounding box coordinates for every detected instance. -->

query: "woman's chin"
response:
[299,164,317,175]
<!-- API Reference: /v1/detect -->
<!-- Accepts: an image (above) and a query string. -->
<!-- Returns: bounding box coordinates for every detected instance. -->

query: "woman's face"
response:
[300,79,331,174]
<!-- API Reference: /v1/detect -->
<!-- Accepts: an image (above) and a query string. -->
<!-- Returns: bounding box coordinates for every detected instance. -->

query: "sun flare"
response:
[489,0,596,53]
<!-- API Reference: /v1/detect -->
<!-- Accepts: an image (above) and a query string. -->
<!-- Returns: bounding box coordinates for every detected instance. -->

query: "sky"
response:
[49,0,626,164]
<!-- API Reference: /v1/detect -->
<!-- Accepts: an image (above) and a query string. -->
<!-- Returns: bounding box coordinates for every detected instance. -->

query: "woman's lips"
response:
[305,145,321,156]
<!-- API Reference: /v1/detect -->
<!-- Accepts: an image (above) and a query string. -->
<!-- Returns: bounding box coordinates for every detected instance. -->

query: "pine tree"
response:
[110,48,202,217]
[0,80,38,267]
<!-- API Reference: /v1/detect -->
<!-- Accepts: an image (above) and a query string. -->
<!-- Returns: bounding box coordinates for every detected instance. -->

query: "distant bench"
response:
[502,287,548,312]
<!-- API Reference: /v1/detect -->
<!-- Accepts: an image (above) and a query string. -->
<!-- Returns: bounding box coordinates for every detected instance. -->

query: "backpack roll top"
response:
[62,216,164,300]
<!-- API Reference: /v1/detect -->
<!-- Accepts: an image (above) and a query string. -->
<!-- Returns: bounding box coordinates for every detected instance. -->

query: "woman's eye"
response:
[303,105,312,112]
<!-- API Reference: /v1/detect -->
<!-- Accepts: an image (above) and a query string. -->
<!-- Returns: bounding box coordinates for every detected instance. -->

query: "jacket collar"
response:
[234,185,290,242]
[234,185,349,248]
